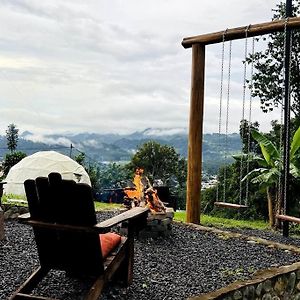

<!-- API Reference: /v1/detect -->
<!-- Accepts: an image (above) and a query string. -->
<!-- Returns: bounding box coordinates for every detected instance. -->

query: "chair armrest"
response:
[95,207,149,231]
[17,207,149,234]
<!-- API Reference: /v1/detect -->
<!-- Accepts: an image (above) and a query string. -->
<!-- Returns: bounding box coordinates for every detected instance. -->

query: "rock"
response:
[287,272,296,293]
[263,279,272,292]
[262,293,272,300]
[274,276,288,295]
[247,285,255,298]
[256,283,263,296]
[10,213,20,219]
[294,293,300,300]
[232,290,242,300]
[4,209,12,219]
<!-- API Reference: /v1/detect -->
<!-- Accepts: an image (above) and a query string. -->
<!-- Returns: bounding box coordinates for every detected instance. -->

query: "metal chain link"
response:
[283,18,292,215]
[239,25,250,205]
[216,29,227,202]
[245,36,255,207]
[223,39,232,203]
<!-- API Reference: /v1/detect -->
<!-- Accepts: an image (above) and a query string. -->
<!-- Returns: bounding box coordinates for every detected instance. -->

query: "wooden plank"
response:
[9,267,49,299]
[95,207,149,229]
[12,293,58,300]
[24,220,100,233]
[276,214,300,224]
[85,275,105,300]
[182,16,300,48]
[186,44,205,225]
[214,202,248,209]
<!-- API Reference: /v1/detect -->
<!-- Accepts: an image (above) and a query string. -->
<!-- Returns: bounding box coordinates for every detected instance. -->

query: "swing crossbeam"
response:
[214,202,248,209]
[182,17,300,48]
[276,214,300,224]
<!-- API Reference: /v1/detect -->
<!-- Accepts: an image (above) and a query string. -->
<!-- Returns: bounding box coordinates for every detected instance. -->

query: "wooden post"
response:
[186,44,205,224]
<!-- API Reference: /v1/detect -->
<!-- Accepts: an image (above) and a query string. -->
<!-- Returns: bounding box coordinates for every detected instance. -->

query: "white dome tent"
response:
[4,151,91,196]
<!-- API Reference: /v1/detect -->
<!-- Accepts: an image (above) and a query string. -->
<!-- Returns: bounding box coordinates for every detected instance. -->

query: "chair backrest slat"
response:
[24,172,103,275]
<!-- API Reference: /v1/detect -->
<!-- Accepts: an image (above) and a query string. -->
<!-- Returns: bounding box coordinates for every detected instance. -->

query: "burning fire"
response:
[124,167,166,213]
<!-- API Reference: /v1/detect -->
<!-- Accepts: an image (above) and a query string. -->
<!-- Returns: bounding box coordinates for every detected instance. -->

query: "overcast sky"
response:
[0,0,283,136]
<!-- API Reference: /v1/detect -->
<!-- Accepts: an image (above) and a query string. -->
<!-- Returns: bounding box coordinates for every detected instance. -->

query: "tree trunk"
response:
[267,187,275,228]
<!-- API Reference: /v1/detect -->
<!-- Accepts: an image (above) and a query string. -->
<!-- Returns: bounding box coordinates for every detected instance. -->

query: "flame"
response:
[123,168,166,213]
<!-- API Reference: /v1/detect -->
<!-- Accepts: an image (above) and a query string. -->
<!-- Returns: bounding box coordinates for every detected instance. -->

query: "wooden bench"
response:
[10,172,149,300]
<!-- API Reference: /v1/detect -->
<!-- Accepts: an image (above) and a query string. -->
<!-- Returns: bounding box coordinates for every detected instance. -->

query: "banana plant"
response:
[242,126,300,228]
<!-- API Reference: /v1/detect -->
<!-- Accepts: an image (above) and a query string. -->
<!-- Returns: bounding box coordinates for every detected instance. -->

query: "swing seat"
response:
[214,202,248,209]
[276,214,300,224]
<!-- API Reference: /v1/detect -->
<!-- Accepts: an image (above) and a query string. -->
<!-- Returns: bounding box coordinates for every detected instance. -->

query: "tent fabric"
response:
[4,151,91,196]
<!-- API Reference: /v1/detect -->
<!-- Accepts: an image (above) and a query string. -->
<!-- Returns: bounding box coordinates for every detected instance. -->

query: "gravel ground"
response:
[1,212,300,300]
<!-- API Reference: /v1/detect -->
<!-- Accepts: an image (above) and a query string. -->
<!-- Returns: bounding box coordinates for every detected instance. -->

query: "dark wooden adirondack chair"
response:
[10,172,148,300]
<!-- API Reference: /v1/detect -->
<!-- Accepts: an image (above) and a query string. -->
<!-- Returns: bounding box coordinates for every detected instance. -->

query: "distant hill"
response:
[0,128,242,175]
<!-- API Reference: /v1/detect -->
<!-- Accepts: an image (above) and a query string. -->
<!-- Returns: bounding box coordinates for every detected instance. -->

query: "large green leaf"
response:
[251,130,279,165]
[241,167,268,182]
[253,156,269,167]
[290,126,300,159]
[251,168,279,185]
[290,163,300,178]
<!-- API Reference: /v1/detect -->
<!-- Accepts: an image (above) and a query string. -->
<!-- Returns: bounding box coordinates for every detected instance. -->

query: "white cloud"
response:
[0,0,280,135]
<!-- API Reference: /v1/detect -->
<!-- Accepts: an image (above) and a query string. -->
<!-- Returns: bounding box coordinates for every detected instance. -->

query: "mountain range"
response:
[0,128,242,174]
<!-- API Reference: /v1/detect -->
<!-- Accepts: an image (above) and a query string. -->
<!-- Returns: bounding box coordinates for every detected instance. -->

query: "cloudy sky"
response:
[0,0,283,136]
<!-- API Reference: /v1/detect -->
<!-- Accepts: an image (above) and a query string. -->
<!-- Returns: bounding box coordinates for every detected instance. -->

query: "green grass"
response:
[1,194,27,206]
[94,202,123,211]
[174,211,269,230]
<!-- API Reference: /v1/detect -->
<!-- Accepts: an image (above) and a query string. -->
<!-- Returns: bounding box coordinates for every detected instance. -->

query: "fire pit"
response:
[140,207,174,238]
[122,167,175,237]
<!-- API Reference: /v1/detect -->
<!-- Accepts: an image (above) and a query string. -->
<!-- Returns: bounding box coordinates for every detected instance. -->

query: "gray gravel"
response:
[1,212,300,300]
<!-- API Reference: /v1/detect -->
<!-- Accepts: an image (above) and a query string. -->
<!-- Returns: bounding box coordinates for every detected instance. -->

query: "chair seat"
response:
[99,232,122,259]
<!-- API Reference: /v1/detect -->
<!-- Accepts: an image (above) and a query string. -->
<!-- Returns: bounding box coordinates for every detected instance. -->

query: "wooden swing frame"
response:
[182,17,300,224]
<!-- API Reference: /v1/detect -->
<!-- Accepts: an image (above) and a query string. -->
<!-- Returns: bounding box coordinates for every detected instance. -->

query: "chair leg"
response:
[10,266,49,299]
[117,231,134,285]
[85,275,105,300]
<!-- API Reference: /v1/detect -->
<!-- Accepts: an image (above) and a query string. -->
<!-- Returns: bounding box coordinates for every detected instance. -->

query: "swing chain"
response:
[245,37,255,207]
[223,39,232,203]
[282,17,293,215]
[216,29,227,202]
[239,25,251,205]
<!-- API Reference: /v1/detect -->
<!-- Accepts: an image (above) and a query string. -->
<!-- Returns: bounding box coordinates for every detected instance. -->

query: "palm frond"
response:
[290,126,300,159]
[251,130,279,165]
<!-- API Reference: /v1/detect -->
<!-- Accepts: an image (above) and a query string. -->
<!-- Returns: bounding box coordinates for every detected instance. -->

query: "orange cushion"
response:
[99,232,122,259]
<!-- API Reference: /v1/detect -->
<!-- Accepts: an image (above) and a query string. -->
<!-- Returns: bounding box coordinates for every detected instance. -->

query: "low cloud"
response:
[0,0,279,136]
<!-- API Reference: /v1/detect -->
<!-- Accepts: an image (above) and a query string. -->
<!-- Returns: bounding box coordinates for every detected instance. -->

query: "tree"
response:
[128,141,187,207]
[2,151,27,176]
[128,141,184,183]
[246,1,300,117]
[98,163,131,189]
[6,123,19,153]
[74,152,85,166]
[243,127,300,228]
